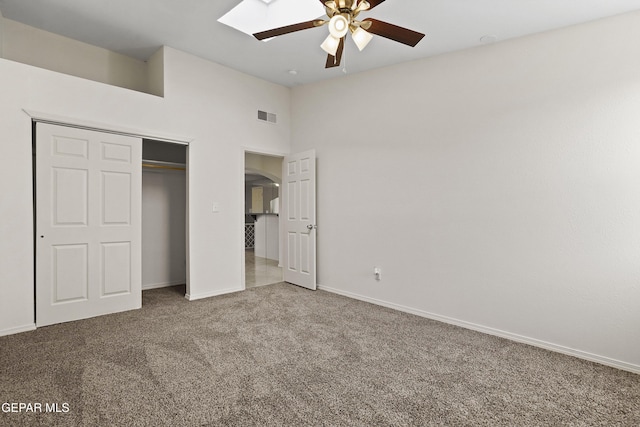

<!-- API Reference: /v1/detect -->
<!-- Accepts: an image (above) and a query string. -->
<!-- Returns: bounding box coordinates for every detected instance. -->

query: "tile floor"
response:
[245,249,283,288]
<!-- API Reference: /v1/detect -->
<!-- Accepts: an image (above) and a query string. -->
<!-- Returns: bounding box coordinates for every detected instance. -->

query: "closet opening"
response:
[142,139,187,300]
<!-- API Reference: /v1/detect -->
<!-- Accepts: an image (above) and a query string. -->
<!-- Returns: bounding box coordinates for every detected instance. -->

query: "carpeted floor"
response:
[0,283,638,426]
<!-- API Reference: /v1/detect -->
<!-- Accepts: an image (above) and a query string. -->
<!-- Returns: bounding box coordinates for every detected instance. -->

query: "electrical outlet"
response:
[374,267,381,281]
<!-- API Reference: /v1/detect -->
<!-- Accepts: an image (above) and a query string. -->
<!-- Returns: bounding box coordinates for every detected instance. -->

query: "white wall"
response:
[142,169,186,289]
[0,45,290,335]
[147,48,165,98]
[2,18,149,93]
[291,11,640,372]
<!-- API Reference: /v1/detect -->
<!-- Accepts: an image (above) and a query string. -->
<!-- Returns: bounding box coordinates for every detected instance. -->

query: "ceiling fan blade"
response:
[362,18,425,47]
[325,37,345,68]
[253,20,322,41]
[325,54,335,68]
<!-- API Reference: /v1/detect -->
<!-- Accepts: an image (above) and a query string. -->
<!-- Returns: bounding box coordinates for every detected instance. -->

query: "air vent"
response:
[257,110,277,124]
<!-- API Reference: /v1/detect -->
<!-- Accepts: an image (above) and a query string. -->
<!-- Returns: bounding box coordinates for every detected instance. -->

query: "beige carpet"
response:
[0,283,638,426]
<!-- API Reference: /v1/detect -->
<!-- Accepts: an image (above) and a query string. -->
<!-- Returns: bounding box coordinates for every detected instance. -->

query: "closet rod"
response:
[142,159,186,171]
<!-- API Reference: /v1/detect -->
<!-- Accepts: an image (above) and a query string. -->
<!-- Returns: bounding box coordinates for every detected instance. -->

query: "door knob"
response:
[306,224,316,230]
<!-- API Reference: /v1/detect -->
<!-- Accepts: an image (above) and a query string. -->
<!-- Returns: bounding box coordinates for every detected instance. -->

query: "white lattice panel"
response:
[245,223,255,249]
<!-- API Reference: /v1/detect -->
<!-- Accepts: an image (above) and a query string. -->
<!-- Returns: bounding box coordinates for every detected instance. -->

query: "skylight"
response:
[218,0,325,39]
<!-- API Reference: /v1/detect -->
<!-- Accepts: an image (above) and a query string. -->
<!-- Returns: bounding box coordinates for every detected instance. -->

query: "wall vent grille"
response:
[257,110,277,124]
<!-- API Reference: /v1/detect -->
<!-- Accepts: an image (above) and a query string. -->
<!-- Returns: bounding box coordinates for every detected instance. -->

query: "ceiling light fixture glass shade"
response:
[320,34,340,55]
[352,26,373,51]
[328,15,349,38]
[353,0,370,13]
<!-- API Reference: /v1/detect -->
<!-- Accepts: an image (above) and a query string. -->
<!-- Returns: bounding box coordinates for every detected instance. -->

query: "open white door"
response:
[282,150,316,290]
[36,123,142,327]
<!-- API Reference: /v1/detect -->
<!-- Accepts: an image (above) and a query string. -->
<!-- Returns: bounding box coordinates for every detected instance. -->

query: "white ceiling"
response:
[1,0,640,87]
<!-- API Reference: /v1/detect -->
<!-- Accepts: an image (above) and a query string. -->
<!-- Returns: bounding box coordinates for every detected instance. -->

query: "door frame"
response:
[28,111,193,311]
[242,148,287,290]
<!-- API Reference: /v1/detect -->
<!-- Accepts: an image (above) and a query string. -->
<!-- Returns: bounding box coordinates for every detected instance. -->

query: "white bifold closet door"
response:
[35,123,142,327]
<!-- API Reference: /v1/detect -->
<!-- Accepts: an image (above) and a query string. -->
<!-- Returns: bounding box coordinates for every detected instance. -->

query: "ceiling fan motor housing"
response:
[327,0,363,17]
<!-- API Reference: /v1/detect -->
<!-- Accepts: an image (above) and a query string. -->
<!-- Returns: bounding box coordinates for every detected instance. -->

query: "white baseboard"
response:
[185,286,242,301]
[142,281,185,291]
[318,285,640,375]
[0,323,36,337]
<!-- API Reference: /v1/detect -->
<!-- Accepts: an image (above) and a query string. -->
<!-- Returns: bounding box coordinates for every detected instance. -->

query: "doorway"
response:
[244,152,283,288]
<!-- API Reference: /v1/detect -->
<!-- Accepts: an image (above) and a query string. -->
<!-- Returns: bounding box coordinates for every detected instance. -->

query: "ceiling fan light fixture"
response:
[320,34,341,55]
[353,1,370,14]
[328,15,349,38]
[352,26,373,51]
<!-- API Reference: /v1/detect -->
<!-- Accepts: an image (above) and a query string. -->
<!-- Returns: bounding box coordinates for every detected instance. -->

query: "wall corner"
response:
[147,46,165,97]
